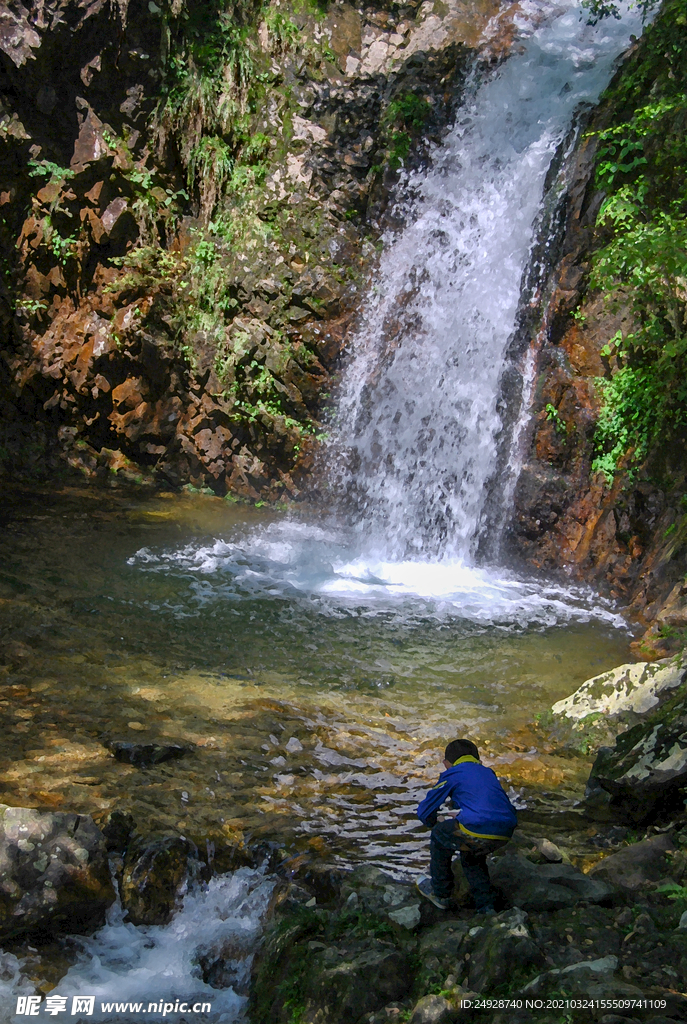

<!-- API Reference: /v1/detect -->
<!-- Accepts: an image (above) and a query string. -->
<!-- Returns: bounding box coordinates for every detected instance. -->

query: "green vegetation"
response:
[27,159,75,182]
[379,92,433,170]
[585,0,687,482]
[545,402,567,436]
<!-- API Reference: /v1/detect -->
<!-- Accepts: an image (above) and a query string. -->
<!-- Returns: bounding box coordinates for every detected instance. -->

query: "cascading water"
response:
[332,0,643,565]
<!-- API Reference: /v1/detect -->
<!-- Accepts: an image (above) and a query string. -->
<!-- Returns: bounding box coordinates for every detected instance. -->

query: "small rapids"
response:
[0,868,275,1024]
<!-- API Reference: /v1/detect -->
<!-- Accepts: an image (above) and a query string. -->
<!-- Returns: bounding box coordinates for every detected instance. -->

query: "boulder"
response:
[120,834,203,925]
[490,852,615,911]
[522,955,644,1001]
[551,657,686,742]
[341,865,424,930]
[467,908,544,992]
[307,946,411,1022]
[588,834,679,893]
[0,804,115,940]
[588,687,687,823]
[416,919,471,992]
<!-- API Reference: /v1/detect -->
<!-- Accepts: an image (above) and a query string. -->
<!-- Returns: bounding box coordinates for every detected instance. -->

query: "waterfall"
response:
[330,0,642,564]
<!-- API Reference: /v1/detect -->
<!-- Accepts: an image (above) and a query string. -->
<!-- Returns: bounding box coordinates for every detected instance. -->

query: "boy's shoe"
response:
[416,876,451,910]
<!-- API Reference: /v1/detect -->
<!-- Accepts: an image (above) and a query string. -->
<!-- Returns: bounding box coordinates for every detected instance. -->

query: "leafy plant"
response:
[656,881,687,911]
[380,92,433,169]
[545,403,567,436]
[587,0,687,482]
[187,135,235,218]
[582,0,658,23]
[27,159,74,182]
[263,7,299,53]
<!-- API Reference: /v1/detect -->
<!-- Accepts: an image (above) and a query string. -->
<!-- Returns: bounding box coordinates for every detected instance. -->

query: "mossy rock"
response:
[589,684,687,824]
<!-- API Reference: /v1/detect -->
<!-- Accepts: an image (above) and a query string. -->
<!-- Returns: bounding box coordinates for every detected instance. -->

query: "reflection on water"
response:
[0,486,633,874]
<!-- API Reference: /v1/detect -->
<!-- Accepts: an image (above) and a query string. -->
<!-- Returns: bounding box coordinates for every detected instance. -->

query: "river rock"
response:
[408,994,454,1024]
[588,834,680,893]
[416,918,471,991]
[120,834,203,925]
[522,955,644,1001]
[0,804,115,940]
[588,687,687,823]
[341,864,424,929]
[490,852,615,911]
[307,946,412,1022]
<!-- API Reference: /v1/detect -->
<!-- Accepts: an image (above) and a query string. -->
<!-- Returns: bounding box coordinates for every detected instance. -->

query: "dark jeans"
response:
[430,819,507,909]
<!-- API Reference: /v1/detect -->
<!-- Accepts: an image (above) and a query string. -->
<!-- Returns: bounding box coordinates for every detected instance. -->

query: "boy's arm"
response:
[416,779,450,827]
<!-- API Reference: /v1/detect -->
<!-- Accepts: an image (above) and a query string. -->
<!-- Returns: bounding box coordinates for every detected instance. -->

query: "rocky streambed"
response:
[3,615,687,1022]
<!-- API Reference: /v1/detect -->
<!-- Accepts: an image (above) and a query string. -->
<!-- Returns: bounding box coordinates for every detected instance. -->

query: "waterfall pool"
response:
[0,485,633,874]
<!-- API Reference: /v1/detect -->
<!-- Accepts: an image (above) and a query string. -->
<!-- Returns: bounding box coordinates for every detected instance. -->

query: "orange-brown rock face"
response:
[0,0,520,500]
[506,94,687,652]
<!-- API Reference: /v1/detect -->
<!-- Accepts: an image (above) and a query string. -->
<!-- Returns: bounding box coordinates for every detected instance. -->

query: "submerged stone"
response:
[106,740,190,768]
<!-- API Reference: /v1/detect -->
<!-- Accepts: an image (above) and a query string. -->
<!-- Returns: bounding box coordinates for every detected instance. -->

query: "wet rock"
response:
[101,810,136,853]
[588,688,687,823]
[0,804,115,940]
[408,994,454,1024]
[588,834,679,893]
[468,908,545,992]
[490,852,615,911]
[120,834,202,925]
[106,740,190,768]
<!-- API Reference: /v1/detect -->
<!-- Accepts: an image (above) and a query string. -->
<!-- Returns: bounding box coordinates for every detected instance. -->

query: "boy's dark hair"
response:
[444,739,479,764]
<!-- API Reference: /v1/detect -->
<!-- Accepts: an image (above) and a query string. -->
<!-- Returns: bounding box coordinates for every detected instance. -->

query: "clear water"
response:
[0,487,630,859]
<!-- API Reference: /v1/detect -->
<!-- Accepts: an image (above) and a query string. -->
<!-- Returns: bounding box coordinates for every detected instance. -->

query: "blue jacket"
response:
[417,756,517,839]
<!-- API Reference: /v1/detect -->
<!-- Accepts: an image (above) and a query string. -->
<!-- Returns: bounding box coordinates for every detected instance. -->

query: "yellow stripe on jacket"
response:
[458,821,511,841]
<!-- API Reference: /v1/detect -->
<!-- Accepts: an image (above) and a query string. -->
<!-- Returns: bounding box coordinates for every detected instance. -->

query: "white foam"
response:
[1,868,275,1024]
[128,518,626,629]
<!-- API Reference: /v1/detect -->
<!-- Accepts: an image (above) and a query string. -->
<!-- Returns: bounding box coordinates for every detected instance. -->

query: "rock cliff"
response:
[504,2,687,652]
[0,0,515,498]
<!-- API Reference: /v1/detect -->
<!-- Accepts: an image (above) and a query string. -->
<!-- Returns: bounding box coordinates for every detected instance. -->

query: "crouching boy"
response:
[416,738,517,913]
